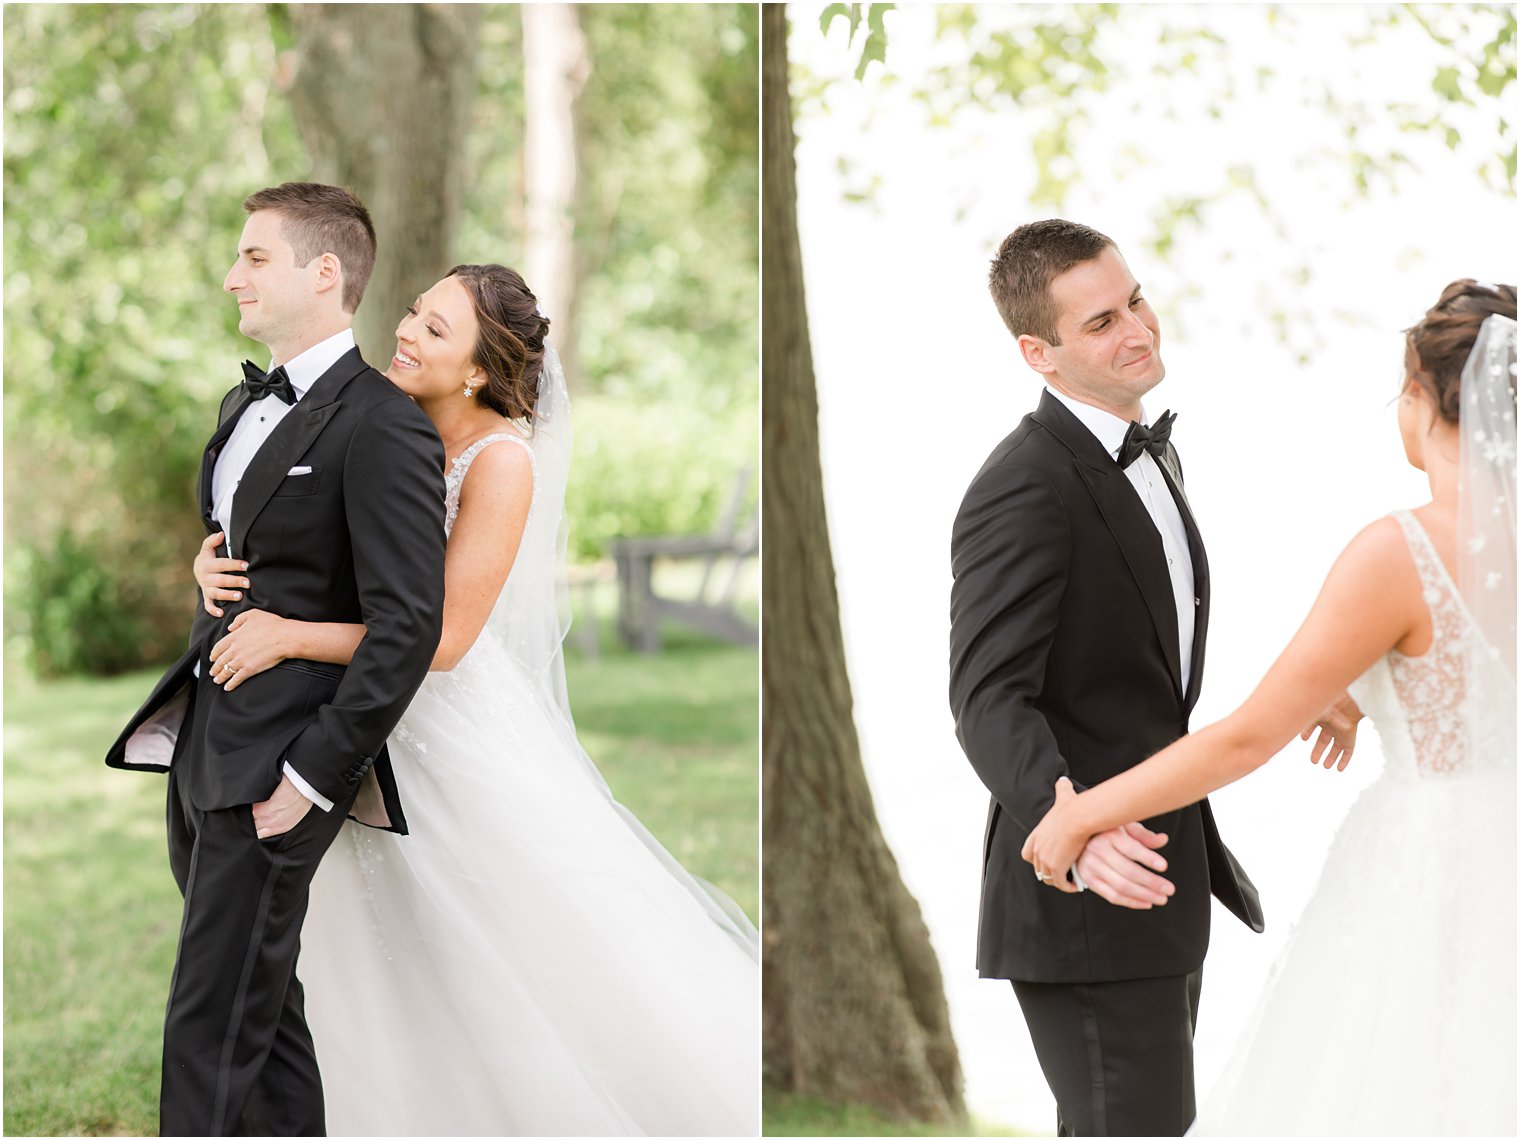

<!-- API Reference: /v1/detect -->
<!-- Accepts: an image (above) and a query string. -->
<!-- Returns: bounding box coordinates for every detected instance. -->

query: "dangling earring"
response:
[463,374,476,399]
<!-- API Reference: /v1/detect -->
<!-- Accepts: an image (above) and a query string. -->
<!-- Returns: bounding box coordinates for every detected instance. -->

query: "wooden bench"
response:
[610,466,758,653]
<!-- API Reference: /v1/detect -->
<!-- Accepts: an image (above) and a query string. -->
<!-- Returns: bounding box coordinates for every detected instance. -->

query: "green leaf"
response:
[819,4,851,38]
[1430,64,1464,103]
[1476,63,1508,98]
[847,3,864,44]
[854,29,887,80]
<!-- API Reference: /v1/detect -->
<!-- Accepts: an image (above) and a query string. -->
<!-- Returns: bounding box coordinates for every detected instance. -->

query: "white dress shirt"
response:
[204,328,357,812]
[1046,387,1197,693]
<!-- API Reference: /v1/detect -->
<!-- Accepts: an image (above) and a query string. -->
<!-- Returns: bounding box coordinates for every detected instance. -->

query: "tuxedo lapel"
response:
[198,391,253,534]
[1032,391,1184,698]
[1075,463,1184,696]
[226,348,365,560]
[1155,443,1210,713]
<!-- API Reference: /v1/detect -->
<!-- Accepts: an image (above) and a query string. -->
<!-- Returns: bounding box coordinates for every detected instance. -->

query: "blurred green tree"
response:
[4,2,758,675]
[4,3,310,673]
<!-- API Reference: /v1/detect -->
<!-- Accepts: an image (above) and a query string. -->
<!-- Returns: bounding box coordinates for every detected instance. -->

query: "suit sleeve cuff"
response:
[283,763,335,813]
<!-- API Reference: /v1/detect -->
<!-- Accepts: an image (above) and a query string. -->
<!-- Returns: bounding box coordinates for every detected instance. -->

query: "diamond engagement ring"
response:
[1035,870,1053,883]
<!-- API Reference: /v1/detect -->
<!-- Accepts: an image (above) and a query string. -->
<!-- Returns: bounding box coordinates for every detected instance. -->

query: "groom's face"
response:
[223,210,321,354]
[1021,247,1164,417]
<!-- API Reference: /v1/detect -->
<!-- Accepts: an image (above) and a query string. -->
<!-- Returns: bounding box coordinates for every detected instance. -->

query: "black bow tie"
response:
[1116,409,1176,469]
[241,360,296,405]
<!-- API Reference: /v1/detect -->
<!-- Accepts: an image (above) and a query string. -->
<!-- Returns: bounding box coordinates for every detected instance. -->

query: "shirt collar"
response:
[1045,386,1148,463]
[272,328,356,399]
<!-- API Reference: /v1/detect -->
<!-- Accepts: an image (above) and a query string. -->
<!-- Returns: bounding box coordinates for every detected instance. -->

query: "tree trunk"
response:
[280,3,482,362]
[761,5,966,1125]
[521,2,588,387]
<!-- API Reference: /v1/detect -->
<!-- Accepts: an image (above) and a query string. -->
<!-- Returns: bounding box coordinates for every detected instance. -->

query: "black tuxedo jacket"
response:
[106,346,446,835]
[949,389,1262,983]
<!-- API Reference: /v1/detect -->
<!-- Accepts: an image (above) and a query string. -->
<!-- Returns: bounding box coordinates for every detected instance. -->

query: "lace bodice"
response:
[444,432,535,537]
[1348,510,1485,777]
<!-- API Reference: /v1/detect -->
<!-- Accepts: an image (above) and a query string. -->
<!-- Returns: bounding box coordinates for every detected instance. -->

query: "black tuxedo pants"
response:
[161,676,357,1137]
[1012,968,1203,1137]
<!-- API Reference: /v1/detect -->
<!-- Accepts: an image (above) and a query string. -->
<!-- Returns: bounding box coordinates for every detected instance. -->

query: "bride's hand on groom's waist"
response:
[209,609,294,692]
[194,530,250,618]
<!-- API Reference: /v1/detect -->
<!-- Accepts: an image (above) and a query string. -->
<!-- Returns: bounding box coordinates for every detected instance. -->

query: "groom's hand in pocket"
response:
[1074,822,1174,909]
[252,774,313,840]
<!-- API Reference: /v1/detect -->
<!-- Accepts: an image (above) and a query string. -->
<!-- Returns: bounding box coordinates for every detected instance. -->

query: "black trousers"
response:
[161,676,356,1137]
[1012,969,1204,1137]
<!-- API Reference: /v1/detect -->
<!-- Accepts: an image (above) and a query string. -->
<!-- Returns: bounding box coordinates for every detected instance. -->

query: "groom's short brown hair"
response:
[989,219,1115,345]
[243,182,377,313]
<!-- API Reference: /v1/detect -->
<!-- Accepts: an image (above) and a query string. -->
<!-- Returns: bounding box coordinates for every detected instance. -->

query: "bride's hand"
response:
[1021,777,1087,893]
[194,531,250,618]
[1299,691,1362,772]
[209,610,294,692]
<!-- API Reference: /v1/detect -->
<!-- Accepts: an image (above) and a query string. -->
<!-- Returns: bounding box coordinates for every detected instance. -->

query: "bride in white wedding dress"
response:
[1024,280,1515,1136]
[197,264,759,1136]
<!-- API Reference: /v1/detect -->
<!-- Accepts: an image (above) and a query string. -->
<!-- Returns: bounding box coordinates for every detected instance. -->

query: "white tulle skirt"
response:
[299,632,760,1136]
[1192,764,1515,1136]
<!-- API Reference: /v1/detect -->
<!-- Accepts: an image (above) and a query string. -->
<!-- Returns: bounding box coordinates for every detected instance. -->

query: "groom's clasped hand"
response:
[1023,694,1363,892]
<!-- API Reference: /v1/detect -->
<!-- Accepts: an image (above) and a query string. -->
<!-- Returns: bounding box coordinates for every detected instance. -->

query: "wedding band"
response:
[1035,870,1053,882]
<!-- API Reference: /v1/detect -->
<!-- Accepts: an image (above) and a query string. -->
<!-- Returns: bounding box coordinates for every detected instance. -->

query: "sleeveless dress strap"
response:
[1390,508,1474,625]
[445,432,537,536]
[449,432,535,480]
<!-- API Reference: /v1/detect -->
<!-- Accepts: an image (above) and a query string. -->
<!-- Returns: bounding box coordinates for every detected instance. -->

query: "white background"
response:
[788,4,1513,1131]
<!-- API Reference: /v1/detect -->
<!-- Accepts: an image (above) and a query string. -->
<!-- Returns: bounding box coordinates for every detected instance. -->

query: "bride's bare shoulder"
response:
[1319,516,1422,611]
[458,434,533,499]
[1319,514,1428,646]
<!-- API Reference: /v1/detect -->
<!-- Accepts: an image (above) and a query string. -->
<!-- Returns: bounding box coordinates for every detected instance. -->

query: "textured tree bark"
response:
[280,4,482,362]
[522,3,588,387]
[761,5,966,1125]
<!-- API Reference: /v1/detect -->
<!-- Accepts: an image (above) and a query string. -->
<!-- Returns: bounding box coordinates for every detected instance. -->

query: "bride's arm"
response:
[209,613,367,689]
[429,440,534,670]
[1023,516,1425,887]
[209,441,534,688]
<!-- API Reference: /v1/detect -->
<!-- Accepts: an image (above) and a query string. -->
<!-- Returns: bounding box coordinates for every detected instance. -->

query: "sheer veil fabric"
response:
[1457,314,1517,765]
[1189,315,1517,1136]
[299,344,760,1136]
[493,345,760,960]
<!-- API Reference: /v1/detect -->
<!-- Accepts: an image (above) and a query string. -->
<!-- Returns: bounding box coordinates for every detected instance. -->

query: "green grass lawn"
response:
[3,582,757,1136]
[764,1091,1022,1137]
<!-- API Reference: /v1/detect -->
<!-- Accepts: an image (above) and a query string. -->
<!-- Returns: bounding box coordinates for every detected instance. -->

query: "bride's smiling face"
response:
[386,275,484,399]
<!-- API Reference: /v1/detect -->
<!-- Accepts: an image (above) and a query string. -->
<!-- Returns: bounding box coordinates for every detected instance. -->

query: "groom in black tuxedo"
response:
[948,220,1263,1135]
[106,182,446,1135]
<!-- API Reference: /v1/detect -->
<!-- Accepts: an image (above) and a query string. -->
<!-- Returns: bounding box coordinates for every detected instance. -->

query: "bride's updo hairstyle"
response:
[448,263,551,423]
[1404,279,1517,423]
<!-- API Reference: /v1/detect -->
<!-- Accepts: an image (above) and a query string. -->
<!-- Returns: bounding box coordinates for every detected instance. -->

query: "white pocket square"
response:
[287,466,313,476]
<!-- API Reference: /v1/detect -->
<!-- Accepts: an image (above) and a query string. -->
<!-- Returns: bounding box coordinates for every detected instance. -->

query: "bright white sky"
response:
[790,3,1513,1130]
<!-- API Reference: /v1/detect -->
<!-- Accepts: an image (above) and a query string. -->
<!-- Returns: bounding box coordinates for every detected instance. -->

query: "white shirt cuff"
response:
[283,762,335,813]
